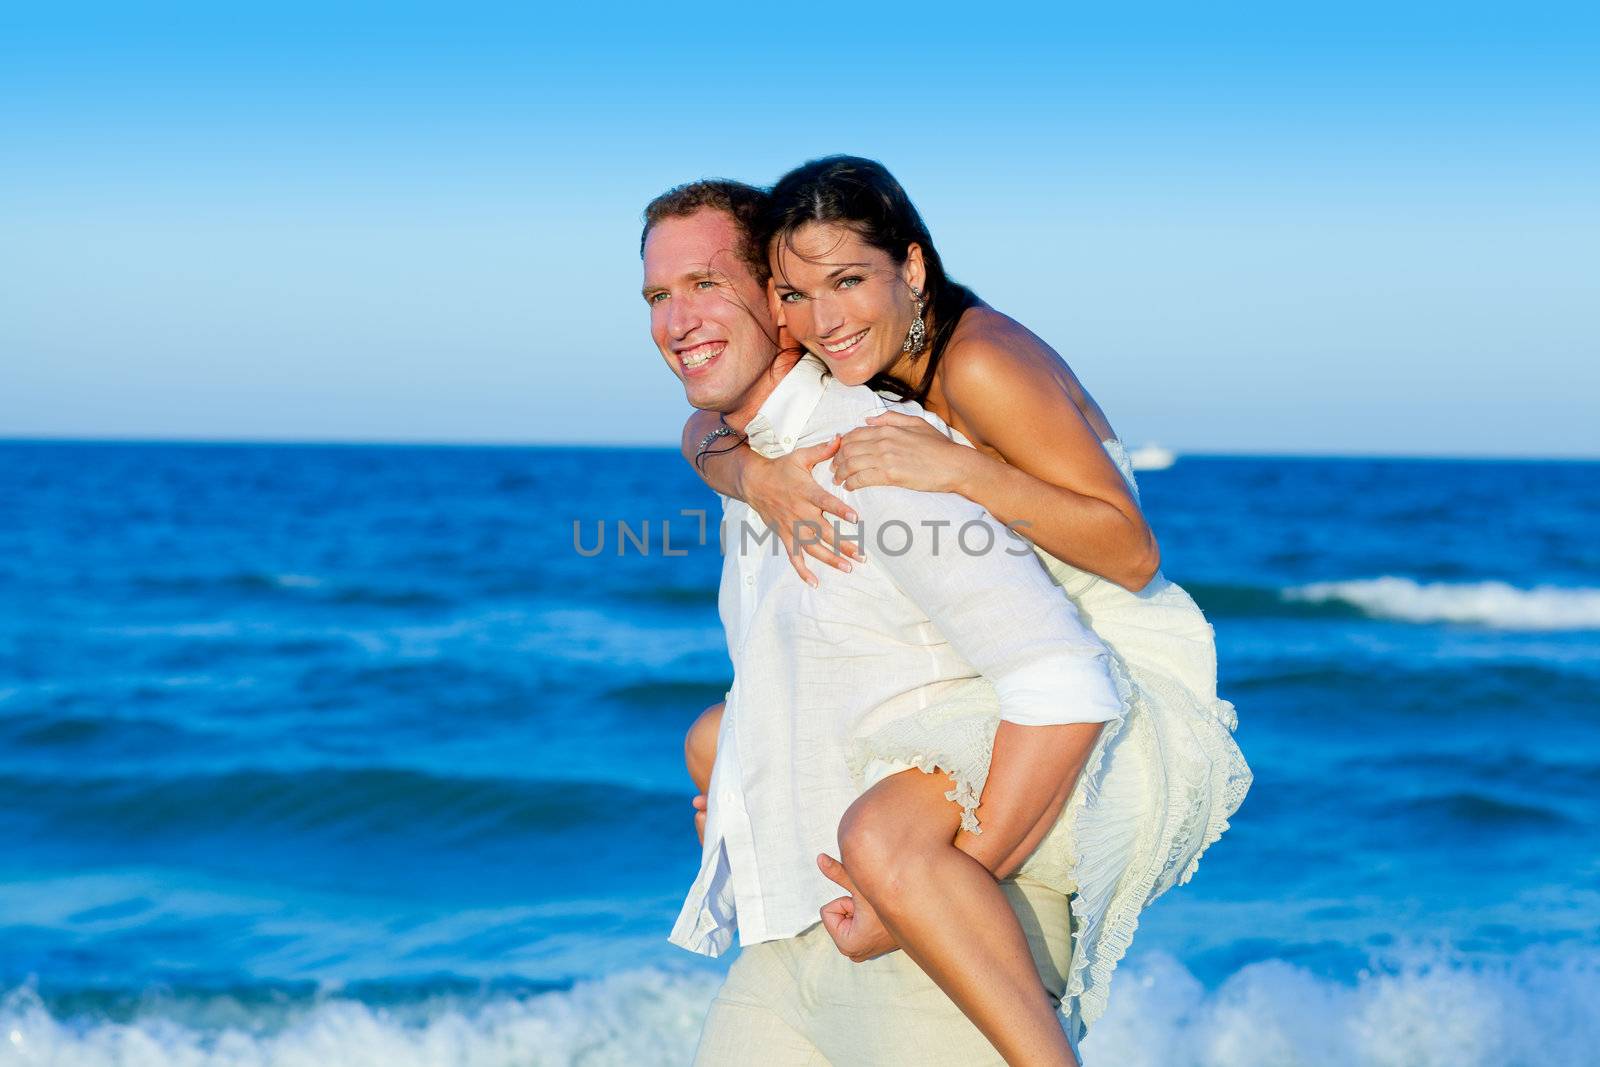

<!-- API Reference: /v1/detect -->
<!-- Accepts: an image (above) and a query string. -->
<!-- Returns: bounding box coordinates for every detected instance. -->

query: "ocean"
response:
[1,440,1596,1066]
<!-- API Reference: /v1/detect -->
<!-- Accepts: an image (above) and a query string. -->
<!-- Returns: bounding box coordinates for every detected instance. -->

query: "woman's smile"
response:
[821,328,869,358]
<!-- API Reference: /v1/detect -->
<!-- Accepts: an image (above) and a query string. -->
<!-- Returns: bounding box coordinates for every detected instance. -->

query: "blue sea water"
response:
[1,440,1597,1066]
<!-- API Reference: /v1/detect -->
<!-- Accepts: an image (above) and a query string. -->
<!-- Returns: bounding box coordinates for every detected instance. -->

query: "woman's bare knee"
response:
[684,701,724,793]
[839,770,961,907]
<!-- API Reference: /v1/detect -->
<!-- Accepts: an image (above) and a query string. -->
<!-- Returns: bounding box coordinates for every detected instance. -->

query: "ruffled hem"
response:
[847,679,1001,835]
[846,654,1252,1045]
[1063,683,1252,1039]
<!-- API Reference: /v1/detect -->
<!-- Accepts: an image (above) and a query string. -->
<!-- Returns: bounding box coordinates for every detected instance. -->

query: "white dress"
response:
[848,437,1253,1044]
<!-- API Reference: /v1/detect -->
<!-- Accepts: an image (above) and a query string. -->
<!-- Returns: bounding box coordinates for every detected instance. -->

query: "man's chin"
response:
[685,386,733,414]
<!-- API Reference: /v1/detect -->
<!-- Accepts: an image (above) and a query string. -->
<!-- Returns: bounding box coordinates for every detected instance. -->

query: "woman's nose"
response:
[813,293,846,336]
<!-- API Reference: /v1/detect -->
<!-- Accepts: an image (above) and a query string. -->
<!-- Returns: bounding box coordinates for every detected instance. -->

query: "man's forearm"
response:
[681,408,752,500]
[953,719,1104,880]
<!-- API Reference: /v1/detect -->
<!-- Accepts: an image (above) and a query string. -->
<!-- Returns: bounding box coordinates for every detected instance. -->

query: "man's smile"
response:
[676,341,727,373]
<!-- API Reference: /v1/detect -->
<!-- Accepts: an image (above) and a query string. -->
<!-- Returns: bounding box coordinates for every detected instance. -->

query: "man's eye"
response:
[696,279,717,290]
[647,292,668,305]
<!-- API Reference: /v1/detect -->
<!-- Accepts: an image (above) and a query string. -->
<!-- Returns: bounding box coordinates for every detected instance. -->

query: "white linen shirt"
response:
[668,353,1123,957]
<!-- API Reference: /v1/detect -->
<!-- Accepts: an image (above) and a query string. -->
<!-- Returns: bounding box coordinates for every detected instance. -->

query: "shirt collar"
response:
[743,353,830,458]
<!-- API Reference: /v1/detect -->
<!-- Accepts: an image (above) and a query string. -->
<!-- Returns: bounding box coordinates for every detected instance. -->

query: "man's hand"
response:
[692,794,707,845]
[817,853,897,963]
[742,437,864,589]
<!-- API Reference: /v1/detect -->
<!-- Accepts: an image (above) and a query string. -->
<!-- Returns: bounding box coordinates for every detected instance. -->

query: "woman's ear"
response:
[903,243,928,296]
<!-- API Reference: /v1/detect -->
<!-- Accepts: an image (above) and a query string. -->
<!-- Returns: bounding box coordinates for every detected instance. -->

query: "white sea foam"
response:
[1284,577,1600,630]
[1083,948,1600,1067]
[0,968,721,1067]
[3,949,1597,1067]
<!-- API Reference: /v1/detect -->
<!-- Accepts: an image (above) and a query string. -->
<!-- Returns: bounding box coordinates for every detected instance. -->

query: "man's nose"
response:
[667,292,702,340]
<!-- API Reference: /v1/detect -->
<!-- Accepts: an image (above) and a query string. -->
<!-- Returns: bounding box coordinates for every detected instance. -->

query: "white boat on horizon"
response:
[1128,443,1177,471]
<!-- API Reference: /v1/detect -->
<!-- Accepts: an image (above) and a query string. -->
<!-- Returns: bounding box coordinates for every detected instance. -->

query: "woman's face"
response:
[769,222,926,387]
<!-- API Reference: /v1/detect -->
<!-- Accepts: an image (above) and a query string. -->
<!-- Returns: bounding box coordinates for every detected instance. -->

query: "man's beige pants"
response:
[692,877,1073,1066]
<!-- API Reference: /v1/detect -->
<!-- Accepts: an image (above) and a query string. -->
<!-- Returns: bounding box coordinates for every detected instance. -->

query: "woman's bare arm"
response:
[678,408,864,584]
[680,407,753,499]
[829,327,1159,590]
[941,336,1159,590]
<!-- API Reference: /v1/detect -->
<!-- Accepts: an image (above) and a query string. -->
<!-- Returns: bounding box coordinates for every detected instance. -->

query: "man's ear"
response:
[903,243,928,295]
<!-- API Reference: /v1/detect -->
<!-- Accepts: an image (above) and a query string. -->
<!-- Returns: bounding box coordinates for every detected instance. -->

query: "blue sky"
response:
[2,4,1596,456]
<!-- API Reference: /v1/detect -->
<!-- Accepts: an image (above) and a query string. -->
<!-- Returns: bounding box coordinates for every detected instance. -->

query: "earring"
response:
[902,288,927,355]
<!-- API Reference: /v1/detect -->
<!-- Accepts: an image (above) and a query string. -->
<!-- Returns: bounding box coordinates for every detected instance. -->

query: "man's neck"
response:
[721,349,806,433]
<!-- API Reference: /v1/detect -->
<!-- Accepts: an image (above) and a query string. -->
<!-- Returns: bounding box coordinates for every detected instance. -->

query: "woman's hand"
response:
[740,436,864,588]
[817,853,898,962]
[831,411,980,494]
[692,794,707,845]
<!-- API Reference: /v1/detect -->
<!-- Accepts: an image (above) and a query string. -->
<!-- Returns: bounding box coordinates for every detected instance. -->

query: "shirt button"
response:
[782,435,794,446]
[744,575,755,586]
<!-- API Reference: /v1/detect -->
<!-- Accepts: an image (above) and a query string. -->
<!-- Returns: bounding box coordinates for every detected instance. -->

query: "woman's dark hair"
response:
[758,156,980,403]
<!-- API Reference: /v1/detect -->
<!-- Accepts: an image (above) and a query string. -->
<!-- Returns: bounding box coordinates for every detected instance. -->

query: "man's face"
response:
[642,209,777,412]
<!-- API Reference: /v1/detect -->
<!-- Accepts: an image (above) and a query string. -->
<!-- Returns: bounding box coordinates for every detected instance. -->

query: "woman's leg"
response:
[838,769,1078,1067]
[685,701,724,795]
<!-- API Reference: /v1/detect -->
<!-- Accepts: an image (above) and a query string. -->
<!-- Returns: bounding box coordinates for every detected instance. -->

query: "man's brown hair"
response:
[640,179,770,285]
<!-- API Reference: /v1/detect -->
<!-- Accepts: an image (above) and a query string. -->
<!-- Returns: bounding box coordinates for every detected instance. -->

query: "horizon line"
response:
[2,434,1596,464]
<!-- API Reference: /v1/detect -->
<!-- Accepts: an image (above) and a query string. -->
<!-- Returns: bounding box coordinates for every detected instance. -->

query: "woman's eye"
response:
[838,276,863,289]
[780,291,804,303]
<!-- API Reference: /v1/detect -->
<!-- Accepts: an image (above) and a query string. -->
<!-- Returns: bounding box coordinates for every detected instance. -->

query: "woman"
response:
[684,157,1251,1062]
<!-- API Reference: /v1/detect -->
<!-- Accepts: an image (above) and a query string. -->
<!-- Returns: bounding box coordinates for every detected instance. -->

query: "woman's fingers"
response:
[784,546,820,589]
[830,446,886,487]
[798,490,863,560]
[800,539,851,574]
[793,434,842,469]
[866,410,938,436]
[805,483,859,526]
[839,468,885,492]
[786,513,864,573]
[794,517,854,570]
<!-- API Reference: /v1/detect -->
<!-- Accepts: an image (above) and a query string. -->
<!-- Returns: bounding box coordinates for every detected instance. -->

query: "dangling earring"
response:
[902,287,927,356]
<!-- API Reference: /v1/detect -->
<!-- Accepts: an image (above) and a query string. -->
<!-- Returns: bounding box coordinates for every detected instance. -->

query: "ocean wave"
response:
[0,968,719,1067]
[1282,577,1600,630]
[5,768,681,842]
[1082,947,1600,1067]
[1183,582,1368,620]
[602,679,728,712]
[1396,791,1573,828]
[131,572,454,609]
[2,948,1596,1066]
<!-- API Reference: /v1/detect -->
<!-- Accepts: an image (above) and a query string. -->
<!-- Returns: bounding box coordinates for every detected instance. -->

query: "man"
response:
[641,180,1120,1065]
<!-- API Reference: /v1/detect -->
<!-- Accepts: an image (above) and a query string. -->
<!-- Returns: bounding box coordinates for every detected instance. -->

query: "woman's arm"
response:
[678,408,864,585]
[680,407,754,500]
[829,339,1160,591]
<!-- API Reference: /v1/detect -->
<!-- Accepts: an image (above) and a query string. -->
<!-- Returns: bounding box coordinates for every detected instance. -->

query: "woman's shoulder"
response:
[939,307,1066,406]
[936,307,1117,445]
